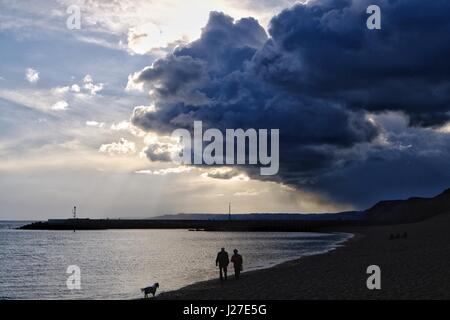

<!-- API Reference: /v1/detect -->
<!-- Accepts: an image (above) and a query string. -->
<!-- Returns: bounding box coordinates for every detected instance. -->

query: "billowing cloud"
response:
[143,141,174,162]
[25,68,39,83]
[128,2,450,208]
[52,85,81,95]
[51,100,69,111]
[110,120,146,137]
[86,120,105,128]
[99,138,136,155]
[83,74,104,95]
[201,167,249,181]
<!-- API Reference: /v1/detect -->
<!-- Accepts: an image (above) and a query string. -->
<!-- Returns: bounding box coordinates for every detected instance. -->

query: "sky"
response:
[1,0,450,219]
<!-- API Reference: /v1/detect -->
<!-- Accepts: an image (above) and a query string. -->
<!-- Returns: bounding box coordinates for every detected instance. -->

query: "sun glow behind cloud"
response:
[0,0,300,55]
[6,0,450,219]
[0,0,336,219]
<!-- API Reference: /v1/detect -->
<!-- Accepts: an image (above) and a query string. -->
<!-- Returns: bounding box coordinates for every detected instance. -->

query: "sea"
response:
[0,221,351,299]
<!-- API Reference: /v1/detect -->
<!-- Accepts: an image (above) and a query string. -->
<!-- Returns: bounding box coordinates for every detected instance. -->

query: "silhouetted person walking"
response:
[231,249,243,279]
[216,248,229,281]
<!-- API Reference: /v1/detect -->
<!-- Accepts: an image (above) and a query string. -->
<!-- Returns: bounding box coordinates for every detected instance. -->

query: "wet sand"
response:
[158,214,450,299]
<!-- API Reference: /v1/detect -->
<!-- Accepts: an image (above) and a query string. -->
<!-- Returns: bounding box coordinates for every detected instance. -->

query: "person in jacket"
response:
[216,248,229,281]
[230,249,243,279]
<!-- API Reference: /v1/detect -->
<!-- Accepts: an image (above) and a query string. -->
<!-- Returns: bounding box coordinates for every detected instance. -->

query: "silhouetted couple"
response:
[216,248,243,281]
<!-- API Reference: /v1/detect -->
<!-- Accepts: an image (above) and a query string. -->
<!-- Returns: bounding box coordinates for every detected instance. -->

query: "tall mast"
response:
[228,202,231,221]
[72,206,76,232]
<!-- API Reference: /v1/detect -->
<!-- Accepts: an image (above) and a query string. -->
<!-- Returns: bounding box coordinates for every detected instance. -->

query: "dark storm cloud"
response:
[131,10,378,147]
[308,126,450,207]
[257,0,450,126]
[144,143,173,162]
[130,1,450,208]
[133,55,209,105]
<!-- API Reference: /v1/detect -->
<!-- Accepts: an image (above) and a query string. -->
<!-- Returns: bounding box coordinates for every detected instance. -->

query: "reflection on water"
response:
[0,221,351,299]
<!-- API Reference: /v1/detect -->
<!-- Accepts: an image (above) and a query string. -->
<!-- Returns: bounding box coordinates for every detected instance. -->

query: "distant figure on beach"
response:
[216,248,229,281]
[390,232,408,240]
[231,249,243,279]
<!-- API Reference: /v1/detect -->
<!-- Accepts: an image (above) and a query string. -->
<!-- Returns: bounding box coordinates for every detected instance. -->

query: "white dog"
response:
[141,283,159,298]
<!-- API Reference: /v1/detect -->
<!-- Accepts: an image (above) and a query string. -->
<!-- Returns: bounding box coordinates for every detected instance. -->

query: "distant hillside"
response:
[152,212,363,221]
[153,188,450,224]
[363,188,450,223]
[19,188,450,231]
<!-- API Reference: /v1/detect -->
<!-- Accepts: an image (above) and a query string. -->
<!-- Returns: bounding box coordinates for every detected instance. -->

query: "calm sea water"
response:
[0,221,351,299]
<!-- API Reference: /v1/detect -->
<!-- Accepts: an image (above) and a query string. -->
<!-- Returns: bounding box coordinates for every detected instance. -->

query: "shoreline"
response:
[152,232,355,299]
[157,214,450,299]
[155,232,361,300]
